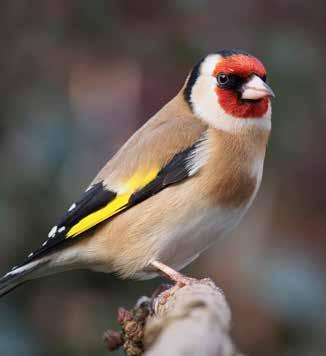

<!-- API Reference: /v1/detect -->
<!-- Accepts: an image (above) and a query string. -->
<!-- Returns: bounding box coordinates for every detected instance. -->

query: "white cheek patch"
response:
[191,73,220,126]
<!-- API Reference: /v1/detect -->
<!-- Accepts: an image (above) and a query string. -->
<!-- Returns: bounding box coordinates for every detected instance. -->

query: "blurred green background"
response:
[0,1,325,355]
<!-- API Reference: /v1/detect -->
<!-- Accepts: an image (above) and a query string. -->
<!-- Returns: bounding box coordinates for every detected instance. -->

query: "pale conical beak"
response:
[241,75,275,100]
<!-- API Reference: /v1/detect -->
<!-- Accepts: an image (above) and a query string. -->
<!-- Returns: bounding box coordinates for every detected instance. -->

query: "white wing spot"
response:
[48,225,57,238]
[11,266,17,271]
[58,226,66,233]
[28,252,34,258]
[68,203,76,212]
[42,241,48,247]
[85,185,93,192]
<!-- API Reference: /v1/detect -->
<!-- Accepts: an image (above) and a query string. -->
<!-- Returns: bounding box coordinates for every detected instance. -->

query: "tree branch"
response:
[104,278,243,356]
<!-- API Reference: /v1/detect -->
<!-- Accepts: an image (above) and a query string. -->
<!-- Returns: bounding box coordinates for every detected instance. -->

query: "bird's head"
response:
[184,50,275,132]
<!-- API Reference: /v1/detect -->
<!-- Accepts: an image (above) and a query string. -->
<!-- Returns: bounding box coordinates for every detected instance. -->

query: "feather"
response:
[0,259,47,297]
[23,137,206,263]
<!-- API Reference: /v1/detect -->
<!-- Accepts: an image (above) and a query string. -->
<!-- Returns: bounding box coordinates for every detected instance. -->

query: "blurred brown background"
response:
[0,1,325,355]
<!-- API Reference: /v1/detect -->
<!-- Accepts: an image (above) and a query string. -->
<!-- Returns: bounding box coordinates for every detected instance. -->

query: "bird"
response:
[0,49,275,297]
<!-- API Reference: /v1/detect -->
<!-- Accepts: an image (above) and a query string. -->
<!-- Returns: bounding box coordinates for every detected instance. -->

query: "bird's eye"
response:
[217,73,230,86]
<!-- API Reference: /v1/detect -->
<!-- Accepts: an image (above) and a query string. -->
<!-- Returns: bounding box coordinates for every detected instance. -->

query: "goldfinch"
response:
[0,49,274,296]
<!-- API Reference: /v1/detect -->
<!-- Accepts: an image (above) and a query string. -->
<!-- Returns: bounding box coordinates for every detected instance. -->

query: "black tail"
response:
[0,260,46,298]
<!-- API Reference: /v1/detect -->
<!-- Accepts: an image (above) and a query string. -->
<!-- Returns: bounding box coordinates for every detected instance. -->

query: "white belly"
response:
[134,158,263,280]
[134,204,249,280]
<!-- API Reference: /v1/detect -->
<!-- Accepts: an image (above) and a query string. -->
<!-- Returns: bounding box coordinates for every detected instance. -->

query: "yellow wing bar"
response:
[66,168,159,238]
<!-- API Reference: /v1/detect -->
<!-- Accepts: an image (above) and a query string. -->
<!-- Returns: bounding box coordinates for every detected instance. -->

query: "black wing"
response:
[21,140,203,264]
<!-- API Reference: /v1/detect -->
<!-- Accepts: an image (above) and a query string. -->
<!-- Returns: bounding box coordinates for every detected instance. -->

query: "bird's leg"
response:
[150,260,195,288]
